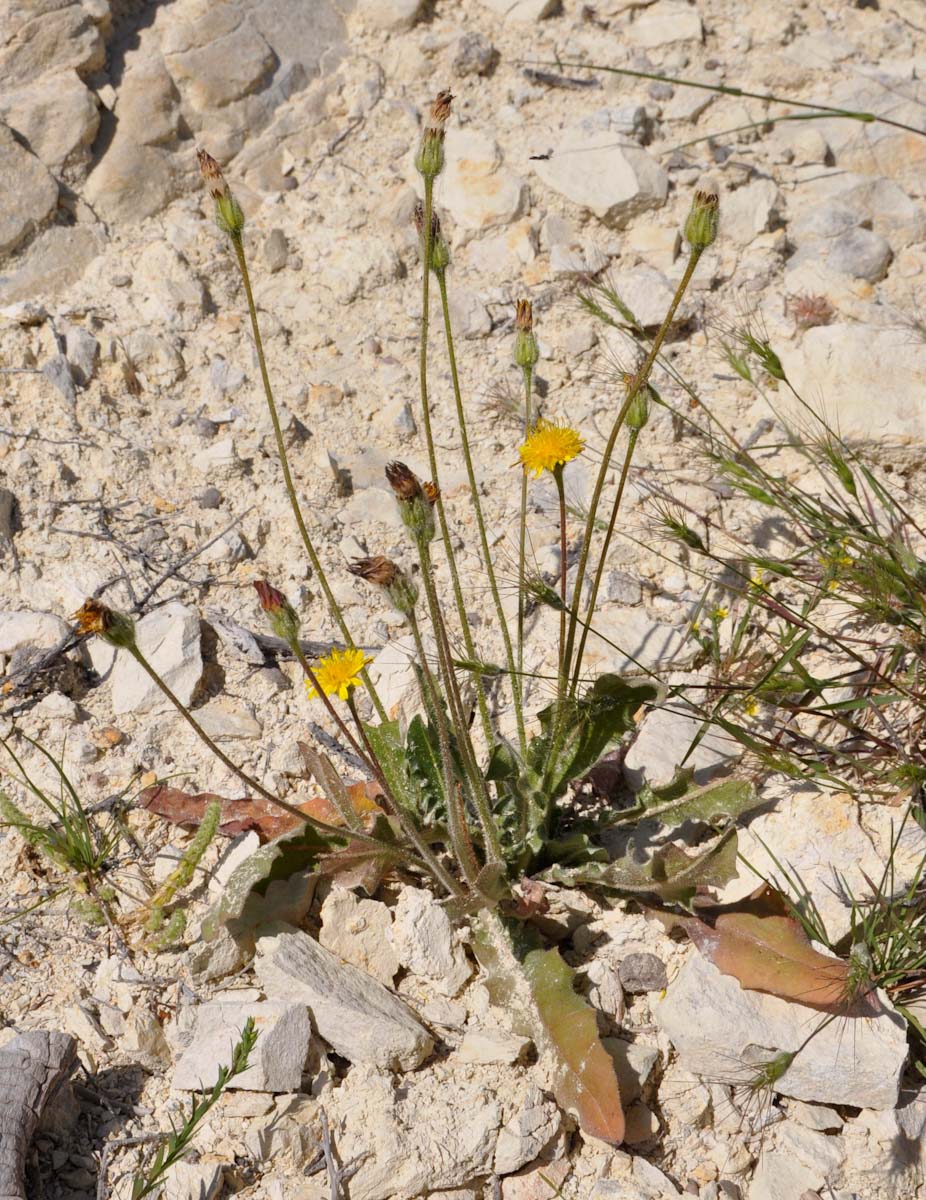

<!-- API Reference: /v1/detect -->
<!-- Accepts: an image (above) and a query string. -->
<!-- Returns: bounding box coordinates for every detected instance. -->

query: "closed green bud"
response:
[414,203,451,273]
[513,299,539,370]
[624,375,657,432]
[684,189,719,251]
[214,191,245,238]
[253,580,301,648]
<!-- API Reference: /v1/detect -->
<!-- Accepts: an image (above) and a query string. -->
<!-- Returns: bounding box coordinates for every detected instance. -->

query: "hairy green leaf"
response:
[620,774,763,830]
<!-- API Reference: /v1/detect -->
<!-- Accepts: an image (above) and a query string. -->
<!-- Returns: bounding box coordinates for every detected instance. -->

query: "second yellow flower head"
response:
[306,647,373,701]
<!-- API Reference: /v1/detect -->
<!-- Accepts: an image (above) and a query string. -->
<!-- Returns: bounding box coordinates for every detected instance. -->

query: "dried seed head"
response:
[415,89,454,180]
[197,146,245,237]
[349,556,399,587]
[72,600,137,649]
[684,189,719,251]
[253,579,301,647]
[386,462,435,544]
[386,460,424,502]
[349,556,418,617]
[513,298,539,370]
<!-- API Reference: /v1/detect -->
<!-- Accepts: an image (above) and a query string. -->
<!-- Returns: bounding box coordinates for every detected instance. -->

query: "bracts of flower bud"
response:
[253,579,301,648]
[197,148,245,239]
[349,556,419,617]
[684,189,719,252]
[513,299,539,371]
[413,203,451,274]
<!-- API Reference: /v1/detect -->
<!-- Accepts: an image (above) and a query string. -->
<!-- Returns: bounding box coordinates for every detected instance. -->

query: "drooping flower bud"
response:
[683,189,719,251]
[623,374,658,432]
[253,579,301,648]
[386,461,435,544]
[415,89,453,181]
[413,202,451,273]
[197,148,245,238]
[348,556,419,617]
[513,299,539,371]
[72,600,137,649]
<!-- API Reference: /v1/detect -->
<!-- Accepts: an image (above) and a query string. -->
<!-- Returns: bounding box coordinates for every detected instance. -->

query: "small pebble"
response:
[619,952,668,994]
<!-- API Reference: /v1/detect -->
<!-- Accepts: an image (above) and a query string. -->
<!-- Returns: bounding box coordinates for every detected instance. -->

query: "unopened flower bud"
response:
[253,579,301,647]
[386,461,435,544]
[413,203,451,273]
[684,189,719,251]
[197,148,245,238]
[72,600,137,649]
[415,89,453,181]
[623,374,657,432]
[513,299,539,370]
[349,556,419,617]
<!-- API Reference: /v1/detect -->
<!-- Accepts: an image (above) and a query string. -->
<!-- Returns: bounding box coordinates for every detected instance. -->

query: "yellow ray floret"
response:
[519,419,584,478]
[306,647,373,701]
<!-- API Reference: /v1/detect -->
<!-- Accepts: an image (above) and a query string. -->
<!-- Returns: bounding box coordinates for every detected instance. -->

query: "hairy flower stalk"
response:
[560,193,716,706]
[514,299,538,727]
[413,91,494,752]
[568,377,655,697]
[430,221,528,755]
[196,149,387,724]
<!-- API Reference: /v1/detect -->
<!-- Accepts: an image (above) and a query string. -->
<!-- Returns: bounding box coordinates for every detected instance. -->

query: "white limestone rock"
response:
[535,111,667,226]
[390,885,472,996]
[436,128,526,232]
[172,1001,313,1092]
[111,602,203,715]
[319,887,399,987]
[655,952,907,1109]
[255,927,433,1070]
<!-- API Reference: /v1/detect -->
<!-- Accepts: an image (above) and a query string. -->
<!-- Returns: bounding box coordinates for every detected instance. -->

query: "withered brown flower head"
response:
[385,461,424,502]
[348,556,400,587]
[515,299,533,332]
[422,481,440,507]
[197,148,226,200]
[72,599,137,649]
[73,599,112,637]
[428,89,454,131]
[253,579,300,646]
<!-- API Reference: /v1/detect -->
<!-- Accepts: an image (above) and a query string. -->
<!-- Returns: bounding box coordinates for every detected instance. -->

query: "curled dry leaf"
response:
[666,885,881,1016]
[140,781,384,844]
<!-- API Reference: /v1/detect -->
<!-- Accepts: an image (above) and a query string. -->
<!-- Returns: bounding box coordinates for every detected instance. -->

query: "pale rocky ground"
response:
[3,0,926,1197]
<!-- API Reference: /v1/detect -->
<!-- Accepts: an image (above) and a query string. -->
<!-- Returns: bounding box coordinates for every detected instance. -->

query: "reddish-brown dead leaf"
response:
[140,780,384,844]
[670,885,880,1016]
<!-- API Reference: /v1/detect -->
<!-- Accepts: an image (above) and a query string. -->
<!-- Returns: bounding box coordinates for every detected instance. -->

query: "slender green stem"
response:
[530,60,924,139]
[517,365,533,724]
[419,541,503,867]
[229,234,387,724]
[436,268,527,756]
[126,645,400,852]
[554,466,568,703]
[569,430,639,697]
[561,248,702,691]
[418,181,493,749]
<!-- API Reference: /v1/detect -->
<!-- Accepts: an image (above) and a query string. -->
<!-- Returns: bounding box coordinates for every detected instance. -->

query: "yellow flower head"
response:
[712,605,729,621]
[306,647,373,701]
[519,420,584,478]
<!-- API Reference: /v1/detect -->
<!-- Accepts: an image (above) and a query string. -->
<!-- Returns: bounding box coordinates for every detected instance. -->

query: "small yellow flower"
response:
[712,605,729,621]
[519,420,584,478]
[743,697,759,717]
[306,647,373,701]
